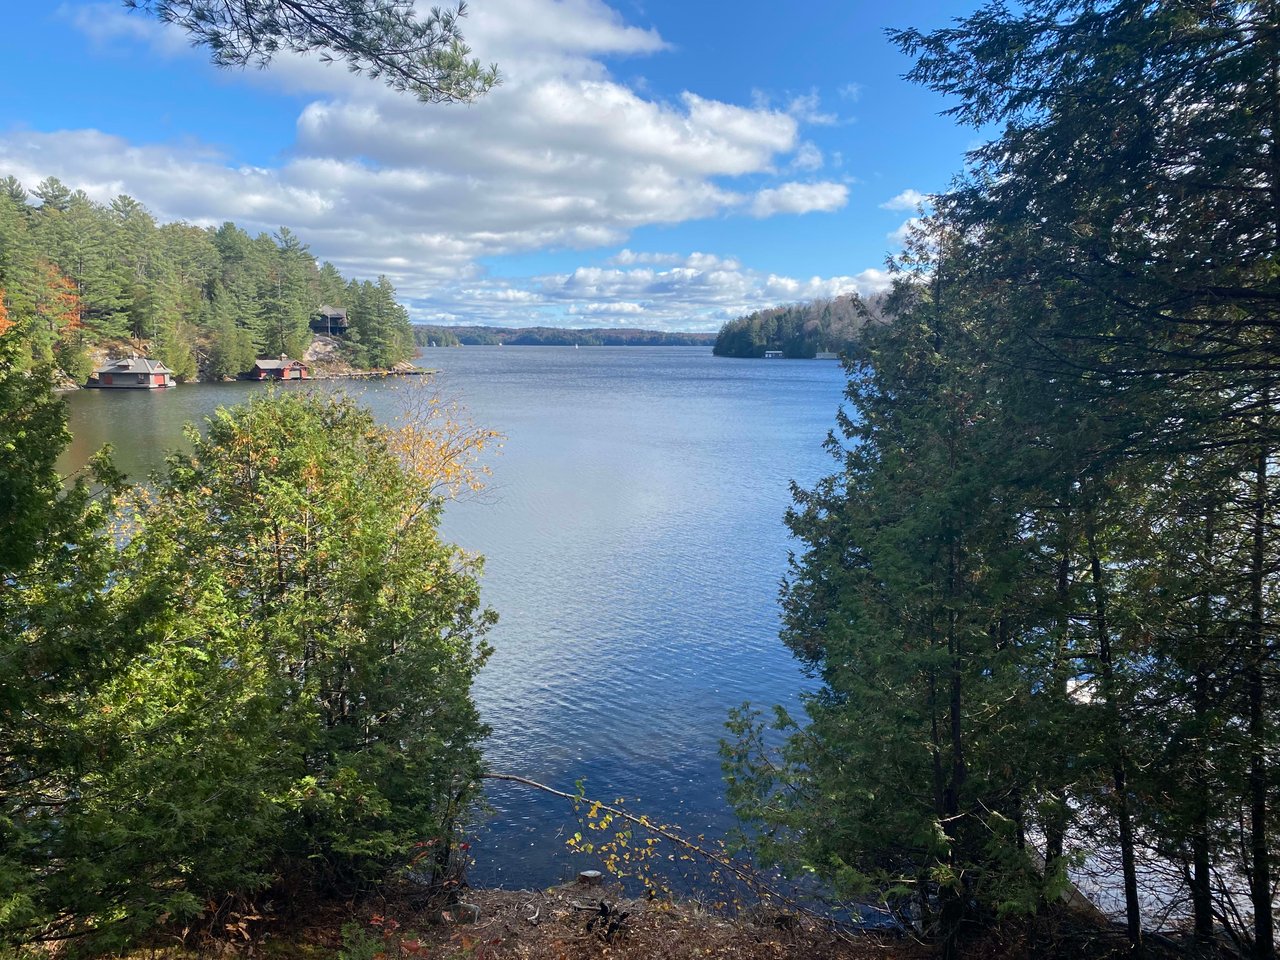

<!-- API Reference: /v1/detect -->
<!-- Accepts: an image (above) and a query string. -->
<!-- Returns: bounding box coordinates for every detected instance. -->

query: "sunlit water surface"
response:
[60,347,846,888]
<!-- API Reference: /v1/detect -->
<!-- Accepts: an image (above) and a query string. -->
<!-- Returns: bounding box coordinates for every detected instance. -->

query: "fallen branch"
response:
[478,771,864,939]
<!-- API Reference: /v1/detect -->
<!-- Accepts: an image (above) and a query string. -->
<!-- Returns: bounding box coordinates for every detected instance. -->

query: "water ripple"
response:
[61,347,846,889]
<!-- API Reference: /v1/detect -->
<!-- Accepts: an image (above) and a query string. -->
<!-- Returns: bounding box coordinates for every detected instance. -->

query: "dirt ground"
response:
[127,879,1184,960]
[259,883,928,960]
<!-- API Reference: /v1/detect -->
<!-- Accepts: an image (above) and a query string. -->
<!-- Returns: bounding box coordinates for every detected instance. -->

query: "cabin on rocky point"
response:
[88,355,175,389]
[244,356,310,381]
[310,305,349,337]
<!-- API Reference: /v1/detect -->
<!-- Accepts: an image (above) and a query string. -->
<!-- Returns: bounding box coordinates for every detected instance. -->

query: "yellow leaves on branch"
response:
[383,379,502,501]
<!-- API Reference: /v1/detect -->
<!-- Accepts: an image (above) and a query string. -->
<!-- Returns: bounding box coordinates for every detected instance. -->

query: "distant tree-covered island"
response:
[414,324,716,347]
[711,294,873,359]
[0,175,417,383]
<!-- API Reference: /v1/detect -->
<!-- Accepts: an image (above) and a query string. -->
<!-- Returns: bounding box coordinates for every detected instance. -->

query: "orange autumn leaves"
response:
[0,262,82,340]
[36,263,81,335]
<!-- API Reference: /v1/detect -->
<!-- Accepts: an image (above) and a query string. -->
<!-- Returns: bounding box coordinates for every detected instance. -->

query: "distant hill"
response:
[413,325,716,347]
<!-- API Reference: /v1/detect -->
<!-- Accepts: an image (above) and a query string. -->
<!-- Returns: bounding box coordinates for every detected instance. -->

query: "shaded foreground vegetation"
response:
[0,344,497,951]
[116,883,1162,960]
[723,3,1280,959]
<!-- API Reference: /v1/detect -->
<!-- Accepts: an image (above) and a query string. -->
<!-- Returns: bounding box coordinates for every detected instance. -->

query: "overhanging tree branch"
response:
[122,0,499,102]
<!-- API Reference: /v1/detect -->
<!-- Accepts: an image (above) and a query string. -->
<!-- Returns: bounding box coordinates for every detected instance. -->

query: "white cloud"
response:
[58,2,192,58]
[880,188,928,211]
[609,249,680,266]
[13,0,885,329]
[785,90,839,126]
[749,181,848,218]
[409,253,892,330]
[790,141,823,172]
[568,301,646,315]
[838,82,863,102]
[472,0,667,62]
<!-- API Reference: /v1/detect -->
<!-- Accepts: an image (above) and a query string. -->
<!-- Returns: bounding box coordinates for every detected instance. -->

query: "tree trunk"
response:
[1045,537,1073,873]
[1247,442,1274,960]
[1190,506,1216,950]
[1084,508,1142,951]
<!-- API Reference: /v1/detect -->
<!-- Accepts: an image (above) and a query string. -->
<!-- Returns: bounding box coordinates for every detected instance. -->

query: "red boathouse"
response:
[244,356,310,381]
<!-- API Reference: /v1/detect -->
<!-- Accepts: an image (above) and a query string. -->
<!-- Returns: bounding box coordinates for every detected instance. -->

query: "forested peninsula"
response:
[0,175,416,383]
[711,294,871,358]
[414,324,715,347]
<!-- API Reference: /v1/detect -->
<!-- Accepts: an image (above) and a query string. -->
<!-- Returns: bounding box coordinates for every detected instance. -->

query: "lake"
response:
[60,346,847,889]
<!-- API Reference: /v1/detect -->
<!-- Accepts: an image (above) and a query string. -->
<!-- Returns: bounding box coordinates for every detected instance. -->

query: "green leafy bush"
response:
[2,390,494,950]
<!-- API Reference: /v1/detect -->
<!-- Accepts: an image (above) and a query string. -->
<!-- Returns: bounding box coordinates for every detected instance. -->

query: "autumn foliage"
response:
[34,262,81,337]
[386,379,502,500]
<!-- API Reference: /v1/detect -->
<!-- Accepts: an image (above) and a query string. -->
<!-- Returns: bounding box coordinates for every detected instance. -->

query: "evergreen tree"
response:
[317,261,347,307]
[726,224,1060,954]
[255,228,315,358]
[74,393,495,938]
[123,0,498,103]
[0,305,129,946]
[891,6,1280,952]
[206,280,257,379]
[1,176,418,378]
[31,177,71,213]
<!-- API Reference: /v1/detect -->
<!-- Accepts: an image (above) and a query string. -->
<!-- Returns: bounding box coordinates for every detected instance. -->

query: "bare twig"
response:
[479,771,865,939]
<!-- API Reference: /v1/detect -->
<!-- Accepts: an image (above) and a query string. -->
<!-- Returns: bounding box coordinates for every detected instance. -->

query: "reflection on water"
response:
[60,347,847,888]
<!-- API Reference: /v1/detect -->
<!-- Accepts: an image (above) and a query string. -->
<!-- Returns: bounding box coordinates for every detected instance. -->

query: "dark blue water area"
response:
[60,346,849,890]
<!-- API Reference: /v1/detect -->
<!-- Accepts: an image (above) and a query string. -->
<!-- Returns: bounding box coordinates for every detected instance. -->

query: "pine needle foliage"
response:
[123,0,498,103]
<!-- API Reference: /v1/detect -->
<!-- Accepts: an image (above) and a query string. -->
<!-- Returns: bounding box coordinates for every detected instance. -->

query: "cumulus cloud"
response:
[880,188,928,211]
[749,181,848,218]
[15,0,881,328]
[411,253,892,330]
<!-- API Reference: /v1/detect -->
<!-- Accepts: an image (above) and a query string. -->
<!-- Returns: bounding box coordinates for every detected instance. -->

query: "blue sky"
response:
[0,1,984,330]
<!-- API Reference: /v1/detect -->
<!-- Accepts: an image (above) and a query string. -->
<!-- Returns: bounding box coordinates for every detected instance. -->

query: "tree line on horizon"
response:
[0,175,416,382]
[724,4,1280,959]
[414,323,716,347]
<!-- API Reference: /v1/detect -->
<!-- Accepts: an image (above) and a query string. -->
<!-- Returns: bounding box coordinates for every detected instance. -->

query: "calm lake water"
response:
[60,346,847,888]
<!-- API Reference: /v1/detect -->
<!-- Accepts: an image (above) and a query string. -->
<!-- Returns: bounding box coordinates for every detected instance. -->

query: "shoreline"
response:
[57,366,439,392]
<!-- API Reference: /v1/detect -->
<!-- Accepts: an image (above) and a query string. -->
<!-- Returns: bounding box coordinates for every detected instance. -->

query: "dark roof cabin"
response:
[244,356,310,381]
[310,305,349,336]
[88,356,175,389]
